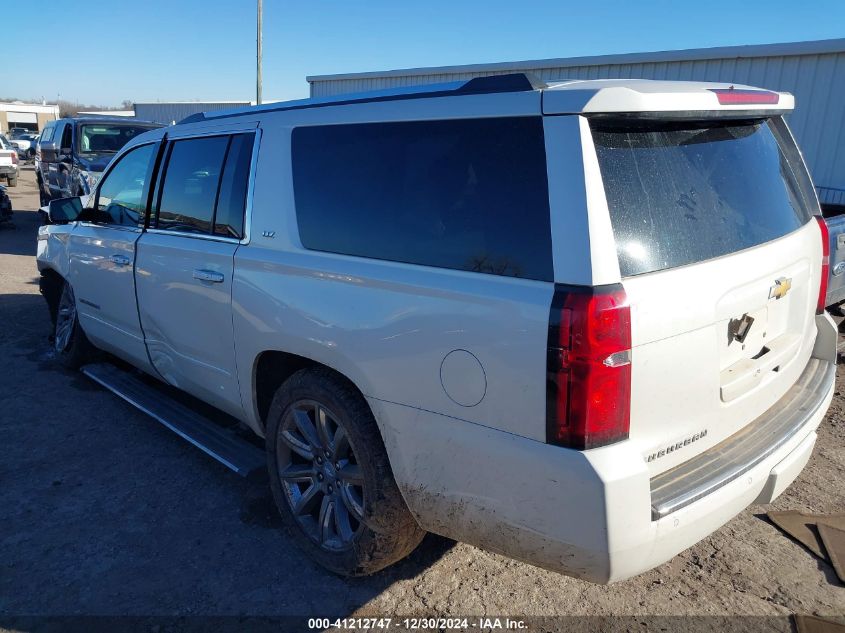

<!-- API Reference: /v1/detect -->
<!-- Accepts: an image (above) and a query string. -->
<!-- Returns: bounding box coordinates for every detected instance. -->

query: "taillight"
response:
[709,88,780,105]
[11,152,18,165]
[816,216,830,314]
[546,284,631,450]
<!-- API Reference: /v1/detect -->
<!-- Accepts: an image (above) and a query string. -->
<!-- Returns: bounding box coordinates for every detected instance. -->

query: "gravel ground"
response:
[0,168,843,628]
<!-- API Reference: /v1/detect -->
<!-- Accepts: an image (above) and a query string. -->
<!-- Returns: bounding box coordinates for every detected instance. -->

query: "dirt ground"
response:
[0,167,843,629]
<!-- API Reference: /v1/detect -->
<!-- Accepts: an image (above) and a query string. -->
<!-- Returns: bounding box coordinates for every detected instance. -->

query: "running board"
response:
[81,363,265,477]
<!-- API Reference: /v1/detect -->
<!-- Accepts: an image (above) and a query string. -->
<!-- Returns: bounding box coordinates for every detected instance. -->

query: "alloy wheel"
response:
[54,284,77,353]
[276,399,366,551]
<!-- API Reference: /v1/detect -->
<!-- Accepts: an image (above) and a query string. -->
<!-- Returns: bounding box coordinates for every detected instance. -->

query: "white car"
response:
[10,132,38,158]
[0,134,19,186]
[36,75,836,583]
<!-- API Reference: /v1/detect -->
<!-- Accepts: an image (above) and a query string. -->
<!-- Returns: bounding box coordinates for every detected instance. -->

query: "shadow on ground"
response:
[0,216,455,621]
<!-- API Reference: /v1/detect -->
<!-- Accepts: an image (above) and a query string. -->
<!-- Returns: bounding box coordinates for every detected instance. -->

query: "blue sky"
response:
[8,0,845,106]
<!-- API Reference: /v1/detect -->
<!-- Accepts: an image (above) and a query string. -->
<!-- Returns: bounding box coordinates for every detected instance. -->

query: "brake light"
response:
[709,88,780,105]
[816,216,829,314]
[11,152,17,165]
[546,284,631,450]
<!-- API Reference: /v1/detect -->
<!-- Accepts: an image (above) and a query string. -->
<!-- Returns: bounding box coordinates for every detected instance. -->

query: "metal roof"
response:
[307,38,845,83]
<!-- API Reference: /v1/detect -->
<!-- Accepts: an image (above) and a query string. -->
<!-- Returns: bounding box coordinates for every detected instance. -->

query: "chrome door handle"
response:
[109,254,131,266]
[193,269,224,283]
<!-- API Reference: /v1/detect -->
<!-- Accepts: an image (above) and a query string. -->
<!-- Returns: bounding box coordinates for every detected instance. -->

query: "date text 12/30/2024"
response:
[308,617,528,630]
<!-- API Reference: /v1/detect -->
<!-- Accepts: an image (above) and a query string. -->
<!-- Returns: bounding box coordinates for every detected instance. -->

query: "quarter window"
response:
[291,118,553,281]
[155,133,252,238]
[95,143,156,227]
[213,134,253,238]
[40,126,55,142]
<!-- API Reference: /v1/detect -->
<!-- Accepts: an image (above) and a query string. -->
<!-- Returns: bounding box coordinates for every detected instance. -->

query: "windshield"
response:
[77,124,155,154]
[591,118,813,277]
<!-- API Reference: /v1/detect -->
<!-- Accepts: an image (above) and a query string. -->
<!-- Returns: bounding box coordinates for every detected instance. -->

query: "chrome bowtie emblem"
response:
[769,277,792,300]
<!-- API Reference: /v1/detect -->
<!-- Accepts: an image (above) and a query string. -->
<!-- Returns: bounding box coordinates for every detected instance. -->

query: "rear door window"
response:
[292,117,553,281]
[157,136,228,234]
[154,134,252,237]
[591,119,813,277]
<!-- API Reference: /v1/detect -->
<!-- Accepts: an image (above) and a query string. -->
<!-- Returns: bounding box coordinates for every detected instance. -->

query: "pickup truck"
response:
[36,117,163,205]
[9,132,38,159]
[36,76,836,583]
[0,134,19,186]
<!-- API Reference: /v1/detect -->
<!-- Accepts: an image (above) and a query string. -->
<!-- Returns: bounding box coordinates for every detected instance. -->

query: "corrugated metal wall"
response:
[309,47,845,205]
[134,102,250,125]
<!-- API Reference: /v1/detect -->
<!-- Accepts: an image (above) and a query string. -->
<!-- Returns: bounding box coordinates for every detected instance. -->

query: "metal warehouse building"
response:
[308,38,845,207]
[133,101,251,125]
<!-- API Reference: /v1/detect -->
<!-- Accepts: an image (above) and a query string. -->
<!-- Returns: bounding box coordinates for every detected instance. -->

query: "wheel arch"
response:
[251,350,373,433]
[39,267,66,327]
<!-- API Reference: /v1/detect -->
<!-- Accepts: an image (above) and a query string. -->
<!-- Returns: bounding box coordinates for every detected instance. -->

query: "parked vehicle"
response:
[820,196,845,307]
[10,132,39,160]
[36,117,163,206]
[0,134,19,187]
[0,184,12,225]
[36,75,836,583]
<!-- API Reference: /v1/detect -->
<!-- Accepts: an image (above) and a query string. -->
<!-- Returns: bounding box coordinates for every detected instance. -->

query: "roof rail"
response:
[178,72,547,124]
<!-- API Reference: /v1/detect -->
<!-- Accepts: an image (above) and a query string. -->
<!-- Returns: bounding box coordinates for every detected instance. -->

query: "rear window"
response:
[292,117,553,281]
[78,124,156,154]
[591,118,813,277]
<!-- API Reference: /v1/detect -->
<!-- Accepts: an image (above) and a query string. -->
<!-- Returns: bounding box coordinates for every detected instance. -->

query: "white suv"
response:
[36,75,836,583]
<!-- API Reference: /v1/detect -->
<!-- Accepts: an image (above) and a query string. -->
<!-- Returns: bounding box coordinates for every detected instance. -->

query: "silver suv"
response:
[37,75,836,582]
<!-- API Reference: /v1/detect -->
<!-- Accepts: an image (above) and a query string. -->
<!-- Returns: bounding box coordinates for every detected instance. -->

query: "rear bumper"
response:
[649,356,834,520]
[375,314,837,584]
[0,165,17,177]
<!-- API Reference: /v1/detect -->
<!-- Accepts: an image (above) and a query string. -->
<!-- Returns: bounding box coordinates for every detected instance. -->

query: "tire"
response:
[7,175,17,187]
[53,280,95,369]
[266,367,425,576]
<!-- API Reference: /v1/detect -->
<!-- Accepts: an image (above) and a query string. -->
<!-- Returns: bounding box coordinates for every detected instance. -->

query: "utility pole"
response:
[256,0,263,105]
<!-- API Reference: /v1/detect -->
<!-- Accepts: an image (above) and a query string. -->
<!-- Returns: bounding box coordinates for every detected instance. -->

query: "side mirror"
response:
[47,196,83,224]
[39,140,59,161]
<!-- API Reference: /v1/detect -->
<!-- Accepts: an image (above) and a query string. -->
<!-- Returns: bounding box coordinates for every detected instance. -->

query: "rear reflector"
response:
[709,88,780,105]
[546,284,631,450]
[816,216,830,314]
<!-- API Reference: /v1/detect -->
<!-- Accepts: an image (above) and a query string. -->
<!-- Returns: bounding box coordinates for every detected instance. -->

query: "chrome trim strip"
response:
[144,228,240,244]
[241,126,261,246]
[649,357,835,520]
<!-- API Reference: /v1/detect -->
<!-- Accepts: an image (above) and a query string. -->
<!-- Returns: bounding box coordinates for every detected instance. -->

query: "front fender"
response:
[36,224,73,279]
